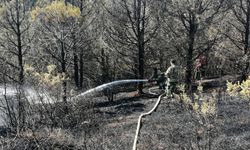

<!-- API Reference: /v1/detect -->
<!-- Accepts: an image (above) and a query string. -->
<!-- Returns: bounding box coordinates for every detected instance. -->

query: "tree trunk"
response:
[61,41,68,113]
[79,52,84,89]
[185,46,194,94]
[18,33,24,85]
[185,14,196,95]
[242,2,250,82]
[136,0,145,94]
[16,0,25,132]
[138,42,145,94]
[74,53,79,88]
[80,0,84,13]
[16,0,24,85]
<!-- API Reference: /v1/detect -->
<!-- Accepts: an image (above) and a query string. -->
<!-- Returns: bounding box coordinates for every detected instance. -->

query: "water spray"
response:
[73,79,148,99]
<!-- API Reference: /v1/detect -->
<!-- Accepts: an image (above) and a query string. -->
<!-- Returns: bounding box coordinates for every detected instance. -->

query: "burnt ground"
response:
[80,87,250,150]
[0,86,250,150]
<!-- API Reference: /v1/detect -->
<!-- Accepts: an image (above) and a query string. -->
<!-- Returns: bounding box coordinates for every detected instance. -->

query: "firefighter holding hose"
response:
[149,68,166,90]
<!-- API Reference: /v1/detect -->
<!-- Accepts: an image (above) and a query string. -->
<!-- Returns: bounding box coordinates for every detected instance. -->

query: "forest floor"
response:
[72,87,250,150]
[0,85,250,149]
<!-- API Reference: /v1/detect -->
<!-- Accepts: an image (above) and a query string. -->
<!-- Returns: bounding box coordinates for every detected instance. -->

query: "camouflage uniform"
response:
[150,68,161,81]
[165,62,179,97]
[158,73,166,90]
[149,68,165,89]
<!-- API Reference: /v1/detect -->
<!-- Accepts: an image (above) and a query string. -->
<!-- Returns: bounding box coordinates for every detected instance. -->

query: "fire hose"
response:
[132,87,166,150]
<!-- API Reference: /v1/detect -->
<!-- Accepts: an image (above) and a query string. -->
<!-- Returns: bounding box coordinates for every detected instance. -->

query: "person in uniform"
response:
[149,68,161,81]
[165,59,179,97]
[194,53,207,80]
[158,73,166,90]
[149,67,165,89]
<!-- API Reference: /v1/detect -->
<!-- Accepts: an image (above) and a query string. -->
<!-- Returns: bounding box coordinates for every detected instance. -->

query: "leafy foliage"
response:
[31,0,81,21]
[24,64,67,87]
[179,83,217,116]
[227,76,250,100]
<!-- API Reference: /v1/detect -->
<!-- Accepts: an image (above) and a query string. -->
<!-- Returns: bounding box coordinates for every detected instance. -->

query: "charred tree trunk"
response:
[15,0,25,133]
[72,33,79,88]
[186,39,194,94]
[185,13,197,95]
[79,52,84,89]
[133,56,138,79]
[61,41,68,113]
[80,0,84,13]
[16,0,24,85]
[136,0,145,94]
[78,0,84,89]
[137,35,145,94]
[242,1,250,82]
[74,53,79,88]
[17,31,24,85]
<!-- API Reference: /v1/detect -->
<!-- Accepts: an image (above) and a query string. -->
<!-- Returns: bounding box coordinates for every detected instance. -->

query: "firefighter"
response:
[165,59,179,97]
[149,68,165,89]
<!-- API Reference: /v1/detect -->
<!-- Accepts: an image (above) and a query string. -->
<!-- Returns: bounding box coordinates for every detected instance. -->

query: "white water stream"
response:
[74,79,148,98]
[0,79,149,126]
